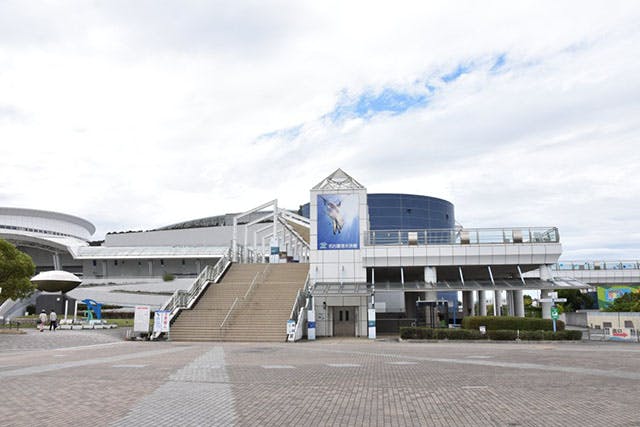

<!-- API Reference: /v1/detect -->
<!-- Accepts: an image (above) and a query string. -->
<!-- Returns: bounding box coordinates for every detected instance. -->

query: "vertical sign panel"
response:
[134,305,150,333]
[317,193,359,250]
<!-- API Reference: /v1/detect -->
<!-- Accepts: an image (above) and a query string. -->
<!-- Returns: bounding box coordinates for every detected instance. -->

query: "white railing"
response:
[366,227,559,246]
[158,250,231,325]
[555,260,640,271]
[291,307,306,342]
[219,264,270,333]
[220,297,240,330]
[287,272,312,342]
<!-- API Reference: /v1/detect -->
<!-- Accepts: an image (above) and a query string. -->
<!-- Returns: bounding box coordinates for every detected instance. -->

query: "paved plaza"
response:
[1,330,639,426]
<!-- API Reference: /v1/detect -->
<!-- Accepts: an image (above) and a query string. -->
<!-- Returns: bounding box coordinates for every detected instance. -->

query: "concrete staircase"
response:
[170,263,309,342]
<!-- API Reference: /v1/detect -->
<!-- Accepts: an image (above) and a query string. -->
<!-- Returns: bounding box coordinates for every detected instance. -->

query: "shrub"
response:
[406,327,434,339]
[542,330,583,340]
[486,330,518,340]
[462,316,564,331]
[399,327,417,339]
[400,327,486,340]
[162,273,175,282]
[401,327,581,341]
[519,330,545,341]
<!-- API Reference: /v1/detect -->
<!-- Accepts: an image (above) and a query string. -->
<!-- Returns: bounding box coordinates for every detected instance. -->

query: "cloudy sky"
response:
[1,1,639,260]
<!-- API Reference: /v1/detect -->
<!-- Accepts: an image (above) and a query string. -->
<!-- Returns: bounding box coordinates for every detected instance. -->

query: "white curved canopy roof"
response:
[32,270,82,283]
[31,270,82,292]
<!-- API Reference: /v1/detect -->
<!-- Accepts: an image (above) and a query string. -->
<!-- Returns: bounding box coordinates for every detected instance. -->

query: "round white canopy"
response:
[31,270,82,293]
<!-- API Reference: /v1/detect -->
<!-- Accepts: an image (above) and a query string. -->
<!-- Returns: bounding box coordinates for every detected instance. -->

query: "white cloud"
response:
[0,1,639,260]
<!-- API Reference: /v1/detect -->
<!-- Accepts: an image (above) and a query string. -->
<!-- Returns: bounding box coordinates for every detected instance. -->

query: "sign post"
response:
[550,306,559,332]
[540,295,567,333]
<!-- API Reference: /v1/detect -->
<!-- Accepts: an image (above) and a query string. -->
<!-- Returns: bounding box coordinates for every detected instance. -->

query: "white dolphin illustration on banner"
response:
[320,196,344,235]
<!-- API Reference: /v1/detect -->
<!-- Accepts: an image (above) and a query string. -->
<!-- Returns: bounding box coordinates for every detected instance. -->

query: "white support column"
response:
[232,216,238,262]
[52,252,61,270]
[514,290,525,317]
[273,199,278,242]
[148,260,153,276]
[478,290,487,316]
[462,291,473,317]
[102,260,108,277]
[424,266,437,301]
[494,290,501,316]
[400,267,404,285]
[541,289,552,319]
[506,291,514,316]
[424,266,437,283]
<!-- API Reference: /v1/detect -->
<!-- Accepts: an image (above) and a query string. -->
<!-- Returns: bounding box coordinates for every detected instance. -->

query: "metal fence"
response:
[366,227,559,246]
[554,261,640,271]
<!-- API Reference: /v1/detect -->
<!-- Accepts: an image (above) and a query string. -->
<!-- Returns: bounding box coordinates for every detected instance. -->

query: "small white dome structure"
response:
[31,270,82,293]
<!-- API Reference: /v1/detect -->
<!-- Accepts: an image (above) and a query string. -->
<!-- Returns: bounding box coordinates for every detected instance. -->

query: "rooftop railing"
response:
[366,227,559,246]
[554,261,640,271]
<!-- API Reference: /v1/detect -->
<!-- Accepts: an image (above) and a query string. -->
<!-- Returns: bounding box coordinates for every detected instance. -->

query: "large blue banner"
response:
[317,194,359,250]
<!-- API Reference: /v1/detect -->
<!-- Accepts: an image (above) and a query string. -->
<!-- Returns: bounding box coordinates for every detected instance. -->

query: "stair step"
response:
[171,262,308,342]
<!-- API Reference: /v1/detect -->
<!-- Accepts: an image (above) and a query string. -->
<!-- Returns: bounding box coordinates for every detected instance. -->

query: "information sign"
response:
[153,310,170,333]
[134,305,151,333]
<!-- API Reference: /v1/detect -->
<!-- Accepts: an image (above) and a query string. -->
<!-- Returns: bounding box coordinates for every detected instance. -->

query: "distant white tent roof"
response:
[75,246,229,259]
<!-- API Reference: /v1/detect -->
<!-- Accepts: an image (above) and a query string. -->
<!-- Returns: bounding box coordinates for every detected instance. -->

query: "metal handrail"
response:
[220,264,270,331]
[366,226,559,246]
[287,272,312,342]
[220,297,240,330]
[160,249,231,321]
[289,289,302,320]
[289,272,311,320]
[244,272,260,299]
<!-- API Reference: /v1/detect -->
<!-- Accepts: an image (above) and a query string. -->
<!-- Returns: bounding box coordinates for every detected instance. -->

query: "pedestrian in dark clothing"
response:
[49,310,58,331]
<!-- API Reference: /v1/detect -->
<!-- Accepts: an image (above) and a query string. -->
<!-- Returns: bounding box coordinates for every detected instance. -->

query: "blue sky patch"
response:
[441,63,473,82]
[261,58,499,140]
[490,54,506,72]
[328,88,428,122]
[258,124,302,141]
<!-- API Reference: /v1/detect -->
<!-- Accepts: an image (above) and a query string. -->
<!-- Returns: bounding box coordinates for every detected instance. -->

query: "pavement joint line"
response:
[0,340,129,357]
[386,361,417,365]
[0,346,190,378]
[112,346,235,426]
[296,346,640,381]
[112,364,147,368]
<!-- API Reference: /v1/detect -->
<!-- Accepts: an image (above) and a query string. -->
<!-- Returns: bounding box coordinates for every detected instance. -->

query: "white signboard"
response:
[368,308,376,339]
[153,310,170,333]
[134,305,151,333]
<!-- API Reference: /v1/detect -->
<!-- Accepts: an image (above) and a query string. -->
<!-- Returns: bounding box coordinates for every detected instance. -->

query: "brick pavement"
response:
[1,332,639,426]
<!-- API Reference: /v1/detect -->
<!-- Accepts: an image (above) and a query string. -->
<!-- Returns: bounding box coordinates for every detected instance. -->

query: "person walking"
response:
[38,310,47,332]
[49,310,58,331]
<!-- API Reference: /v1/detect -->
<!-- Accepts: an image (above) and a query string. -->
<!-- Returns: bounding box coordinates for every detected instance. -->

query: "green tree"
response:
[604,292,640,312]
[0,239,36,301]
[557,289,595,312]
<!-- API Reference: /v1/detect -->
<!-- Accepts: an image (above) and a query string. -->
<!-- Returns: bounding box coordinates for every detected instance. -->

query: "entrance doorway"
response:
[333,306,356,336]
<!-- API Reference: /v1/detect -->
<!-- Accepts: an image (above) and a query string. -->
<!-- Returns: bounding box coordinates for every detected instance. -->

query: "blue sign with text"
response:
[317,194,359,250]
